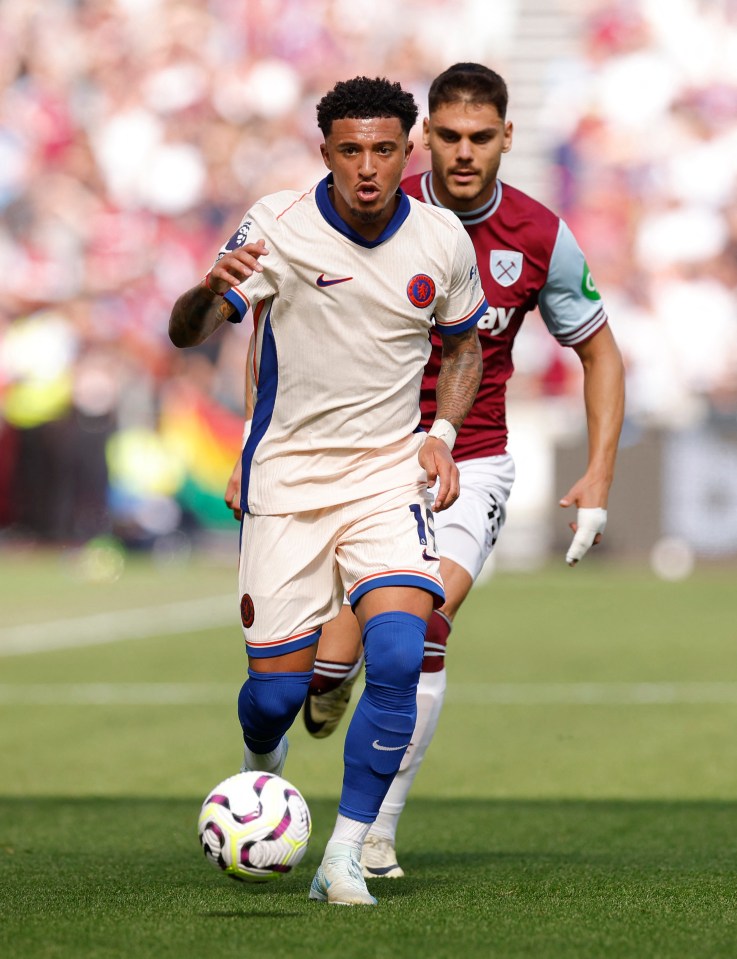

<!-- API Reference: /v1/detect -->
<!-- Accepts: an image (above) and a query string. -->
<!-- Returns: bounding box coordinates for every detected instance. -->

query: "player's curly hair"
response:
[316,76,418,137]
[428,62,508,119]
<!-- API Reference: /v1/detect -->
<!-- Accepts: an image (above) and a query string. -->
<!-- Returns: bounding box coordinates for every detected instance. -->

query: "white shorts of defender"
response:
[431,453,515,581]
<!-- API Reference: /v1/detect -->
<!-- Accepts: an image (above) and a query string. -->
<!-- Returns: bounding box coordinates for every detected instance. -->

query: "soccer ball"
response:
[198,771,311,882]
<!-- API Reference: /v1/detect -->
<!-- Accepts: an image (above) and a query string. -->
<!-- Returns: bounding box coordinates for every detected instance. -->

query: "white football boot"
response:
[309,843,378,906]
[360,834,404,879]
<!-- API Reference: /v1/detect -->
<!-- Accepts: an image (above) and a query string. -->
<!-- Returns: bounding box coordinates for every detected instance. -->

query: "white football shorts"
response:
[431,453,515,581]
[238,483,444,659]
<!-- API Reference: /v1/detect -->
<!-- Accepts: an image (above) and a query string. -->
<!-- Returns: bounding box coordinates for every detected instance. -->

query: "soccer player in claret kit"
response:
[291,63,625,879]
[170,76,485,905]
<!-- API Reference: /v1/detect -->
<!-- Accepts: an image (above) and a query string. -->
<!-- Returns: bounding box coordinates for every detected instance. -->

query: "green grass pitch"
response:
[1,548,736,958]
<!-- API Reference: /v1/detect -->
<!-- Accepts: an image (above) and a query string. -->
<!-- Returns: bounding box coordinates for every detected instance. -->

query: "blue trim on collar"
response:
[315,174,411,248]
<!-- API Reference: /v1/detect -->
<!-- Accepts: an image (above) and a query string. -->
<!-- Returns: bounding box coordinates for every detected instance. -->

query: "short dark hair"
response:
[428,63,508,119]
[316,76,418,137]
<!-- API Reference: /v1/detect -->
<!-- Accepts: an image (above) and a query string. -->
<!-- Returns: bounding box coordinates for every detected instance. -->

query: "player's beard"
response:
[442,158,501,207]
[348,205,383,224]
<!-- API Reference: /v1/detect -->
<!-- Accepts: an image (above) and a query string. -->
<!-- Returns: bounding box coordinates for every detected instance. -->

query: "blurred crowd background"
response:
[1,0,736,572]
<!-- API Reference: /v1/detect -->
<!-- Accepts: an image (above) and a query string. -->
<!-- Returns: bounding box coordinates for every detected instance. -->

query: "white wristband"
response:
[242,419,252,447]
[428,418,457,451]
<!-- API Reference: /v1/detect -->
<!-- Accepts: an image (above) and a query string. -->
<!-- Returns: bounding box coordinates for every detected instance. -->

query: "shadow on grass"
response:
[2,796,735,874]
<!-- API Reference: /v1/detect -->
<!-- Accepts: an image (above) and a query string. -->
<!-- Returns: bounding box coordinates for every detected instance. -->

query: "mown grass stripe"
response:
[0,595,234,656]
[2,682,737,705]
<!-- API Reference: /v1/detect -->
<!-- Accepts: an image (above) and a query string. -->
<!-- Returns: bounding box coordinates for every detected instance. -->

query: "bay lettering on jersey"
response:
[477,306,516,335]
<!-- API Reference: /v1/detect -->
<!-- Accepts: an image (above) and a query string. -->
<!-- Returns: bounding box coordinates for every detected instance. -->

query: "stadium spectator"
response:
[1,0,737,549]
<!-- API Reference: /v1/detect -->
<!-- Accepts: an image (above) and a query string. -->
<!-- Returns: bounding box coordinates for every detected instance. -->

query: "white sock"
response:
[344,653,364,682]
[368,668,447,843]
[241,736,286,774]
[326,814,372,857]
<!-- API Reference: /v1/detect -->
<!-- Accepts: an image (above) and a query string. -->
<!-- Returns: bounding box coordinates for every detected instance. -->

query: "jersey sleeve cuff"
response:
[223,287,250,323]
[435,295,488,335]
[555,308,608,347]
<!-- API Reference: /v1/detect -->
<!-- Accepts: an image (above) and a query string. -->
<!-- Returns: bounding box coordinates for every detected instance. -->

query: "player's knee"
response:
[237,668,312,738]
[362,611,425,703]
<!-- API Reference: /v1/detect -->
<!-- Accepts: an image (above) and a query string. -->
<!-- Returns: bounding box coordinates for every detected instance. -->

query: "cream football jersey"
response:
[218,174,488,515]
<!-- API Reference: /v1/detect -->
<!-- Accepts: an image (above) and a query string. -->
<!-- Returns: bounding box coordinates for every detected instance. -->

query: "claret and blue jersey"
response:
[404,171,610,461]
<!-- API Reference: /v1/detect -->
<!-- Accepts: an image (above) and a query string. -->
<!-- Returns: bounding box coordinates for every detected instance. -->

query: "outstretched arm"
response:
[168,241,269,348]
[419,325,483,511]
[560,323,625,564]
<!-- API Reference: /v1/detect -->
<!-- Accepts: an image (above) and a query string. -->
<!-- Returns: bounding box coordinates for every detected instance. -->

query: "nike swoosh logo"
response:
[372,740,411,752]
[422,550,438,562]
[316,273,353,287]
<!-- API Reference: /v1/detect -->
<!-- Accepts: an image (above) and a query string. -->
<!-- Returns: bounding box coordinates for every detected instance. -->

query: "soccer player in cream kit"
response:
[298,64,625,879]
[169,76,485,906]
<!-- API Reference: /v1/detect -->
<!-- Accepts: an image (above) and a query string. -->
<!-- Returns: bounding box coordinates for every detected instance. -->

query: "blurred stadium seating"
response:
[0,0,735,564]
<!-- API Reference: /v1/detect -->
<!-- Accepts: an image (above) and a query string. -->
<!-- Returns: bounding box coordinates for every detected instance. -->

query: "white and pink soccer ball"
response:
[198,771,311,881]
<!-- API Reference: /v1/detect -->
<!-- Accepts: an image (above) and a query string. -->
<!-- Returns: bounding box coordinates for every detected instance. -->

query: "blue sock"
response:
[339,611,426,822]
[237,668,312,753]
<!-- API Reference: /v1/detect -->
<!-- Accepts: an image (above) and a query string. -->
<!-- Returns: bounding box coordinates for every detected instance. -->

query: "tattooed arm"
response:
[168,284,236,347]
[168,241,269,348]
[434,325,483,432]
[419,325,483,511]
